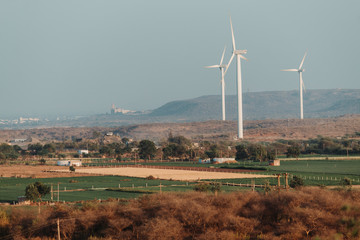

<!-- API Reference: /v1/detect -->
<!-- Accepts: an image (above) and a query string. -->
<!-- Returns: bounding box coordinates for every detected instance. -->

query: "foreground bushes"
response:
[0,188,360,239]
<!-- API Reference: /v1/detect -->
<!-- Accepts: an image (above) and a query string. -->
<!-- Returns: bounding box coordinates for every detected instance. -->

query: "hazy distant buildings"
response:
[111,104,135,115]
[0,117,40,126]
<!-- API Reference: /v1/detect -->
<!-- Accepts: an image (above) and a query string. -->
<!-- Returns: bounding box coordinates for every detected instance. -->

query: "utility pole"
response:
[276,174,281,192]
[283,173,289,190]
[57,183,60,202]
[57,218,61,240]
[51,184,53,201]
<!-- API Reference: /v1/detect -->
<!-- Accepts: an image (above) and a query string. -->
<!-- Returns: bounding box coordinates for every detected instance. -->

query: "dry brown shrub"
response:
[195,229,243,240]
[1,188,360,239]
[146,175,157,180]
[138,217,184,240]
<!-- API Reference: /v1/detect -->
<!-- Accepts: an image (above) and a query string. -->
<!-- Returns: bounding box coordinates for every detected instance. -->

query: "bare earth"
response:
[0,165,272,180]
[0,165,95,178]
[73,167,273,181]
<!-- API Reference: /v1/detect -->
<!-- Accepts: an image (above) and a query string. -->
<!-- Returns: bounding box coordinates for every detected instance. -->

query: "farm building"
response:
[78,149,89,155]
[269,159,280,166]
[213,158,237,164]
[57,160,82,166]
[199,158,211,164]
[199,158,236,164]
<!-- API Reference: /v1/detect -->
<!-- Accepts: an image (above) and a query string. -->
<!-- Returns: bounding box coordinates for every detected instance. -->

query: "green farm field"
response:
[0,159,359,203]
[0,176,198,203]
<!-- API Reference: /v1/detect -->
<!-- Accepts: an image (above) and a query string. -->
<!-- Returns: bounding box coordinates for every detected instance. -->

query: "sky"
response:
[0,0,359,118]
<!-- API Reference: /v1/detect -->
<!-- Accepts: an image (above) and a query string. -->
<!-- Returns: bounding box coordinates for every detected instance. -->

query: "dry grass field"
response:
[72,167,273,181]
[0,165,95,178]
[0,165,272,180]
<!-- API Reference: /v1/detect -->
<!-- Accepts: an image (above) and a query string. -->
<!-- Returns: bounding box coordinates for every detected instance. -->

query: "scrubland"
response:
[0,188,359,240]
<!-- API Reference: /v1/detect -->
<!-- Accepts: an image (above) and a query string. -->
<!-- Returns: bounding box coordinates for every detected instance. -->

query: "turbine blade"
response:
[204,65,220,68]
[281,69,298,72]
[230,16,236,51]
[220,45,226,65]
[240,55,248,61]
[224,53,235,76]
[299,51,308,69]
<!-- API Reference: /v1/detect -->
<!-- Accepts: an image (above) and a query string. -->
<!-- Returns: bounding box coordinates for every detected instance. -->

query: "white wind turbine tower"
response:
[224,16,248,139]
[281,51,308,119]
[204,46,227,121]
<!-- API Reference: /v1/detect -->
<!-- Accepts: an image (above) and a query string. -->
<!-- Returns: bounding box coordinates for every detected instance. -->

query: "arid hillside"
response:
[0,115,359,143]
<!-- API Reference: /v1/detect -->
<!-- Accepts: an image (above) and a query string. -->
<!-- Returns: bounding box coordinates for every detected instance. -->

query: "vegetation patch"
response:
[0,188,360,239]
[106,188,157,194]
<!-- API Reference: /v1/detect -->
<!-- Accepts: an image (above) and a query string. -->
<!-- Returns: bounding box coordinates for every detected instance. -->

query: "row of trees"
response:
[1,135,360,161]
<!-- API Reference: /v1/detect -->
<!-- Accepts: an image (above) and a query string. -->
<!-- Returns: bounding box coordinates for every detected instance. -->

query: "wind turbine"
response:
[281,51,308,119]
[204,46,227,121]
[224,16,248,139]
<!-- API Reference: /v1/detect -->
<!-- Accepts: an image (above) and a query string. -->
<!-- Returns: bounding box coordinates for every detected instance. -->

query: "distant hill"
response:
[148,89,360,121]
[1,89,359,129]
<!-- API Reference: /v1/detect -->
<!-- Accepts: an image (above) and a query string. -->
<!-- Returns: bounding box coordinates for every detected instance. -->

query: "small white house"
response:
[78,150,89,155]
[269,159,281,166]
[199,158,236,164]
[213,158,236,164]
[57,160,82,167]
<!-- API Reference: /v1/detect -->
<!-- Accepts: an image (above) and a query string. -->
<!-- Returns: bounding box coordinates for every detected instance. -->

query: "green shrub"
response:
[289,175,304,188]
[193,182,221,193]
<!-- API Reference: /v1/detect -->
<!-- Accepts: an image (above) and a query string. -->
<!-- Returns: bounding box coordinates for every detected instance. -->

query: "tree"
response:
[340,177,352,189]
[162,143,189,160]
[28,143,43,155]
[121,137,130,145]
[168,135,191,147]
[289,176,304,188]
[139,140,156,160]
[99,145,113,156]
[235,144,249,160]
[286,145,301,158]
[0,144,19,159]
[25,182,50,202]
[248,144,267,161]
[69,166,76,172]
[205,144,219,159]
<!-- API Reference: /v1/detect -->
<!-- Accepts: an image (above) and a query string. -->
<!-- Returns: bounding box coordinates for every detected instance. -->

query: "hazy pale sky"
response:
[1,0,359,118]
